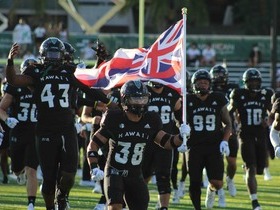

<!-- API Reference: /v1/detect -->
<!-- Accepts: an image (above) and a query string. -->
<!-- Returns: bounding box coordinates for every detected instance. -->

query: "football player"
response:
[0,58,39,210]
[87,80,190,210]
[210,64,240,206]
[228,68,273,210]
[186,69,232,210]
[6,39,114,210]
[142,80,182,209]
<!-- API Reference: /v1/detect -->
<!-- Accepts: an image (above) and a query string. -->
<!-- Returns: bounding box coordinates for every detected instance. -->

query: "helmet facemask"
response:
[123,95,149,116]
[193,79,211,96]
[245,79,261,93]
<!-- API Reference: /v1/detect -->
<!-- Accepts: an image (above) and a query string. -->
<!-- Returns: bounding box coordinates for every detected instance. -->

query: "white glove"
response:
[91,168,104,181]
[0,132,4,146]
[74,123,83,134]
[179,124,191,139]
[177,144,188,153]
[5,117,19,128]
[220,140,230,156]
[275,146,280,158]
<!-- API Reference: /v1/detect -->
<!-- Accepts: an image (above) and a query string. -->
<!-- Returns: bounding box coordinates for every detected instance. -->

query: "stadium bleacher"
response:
[187,62,273,88]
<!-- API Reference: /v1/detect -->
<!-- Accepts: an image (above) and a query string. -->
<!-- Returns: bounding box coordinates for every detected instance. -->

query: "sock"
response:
[250,194,257,200]
[28,196,36,205]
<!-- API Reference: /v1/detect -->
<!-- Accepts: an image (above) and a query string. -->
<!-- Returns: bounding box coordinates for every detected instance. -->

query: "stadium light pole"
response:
[271,0,277,89]
[138,0,145,48]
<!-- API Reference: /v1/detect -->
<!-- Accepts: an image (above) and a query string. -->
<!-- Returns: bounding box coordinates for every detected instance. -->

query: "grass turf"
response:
[0,150,280,210]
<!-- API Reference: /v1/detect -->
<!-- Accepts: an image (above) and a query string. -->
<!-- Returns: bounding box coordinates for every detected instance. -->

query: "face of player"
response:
[195,79,210,91]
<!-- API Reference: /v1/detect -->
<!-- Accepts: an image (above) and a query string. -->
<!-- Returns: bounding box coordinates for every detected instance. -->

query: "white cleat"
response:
[218,188,226,207]
[172,189,180,204]
[226,176,237,197]
[263,167,272,181]
[205,185,216,209]
[178,181,186,198]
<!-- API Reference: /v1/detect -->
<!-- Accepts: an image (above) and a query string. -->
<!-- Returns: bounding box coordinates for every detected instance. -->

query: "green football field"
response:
[0,150,280,210]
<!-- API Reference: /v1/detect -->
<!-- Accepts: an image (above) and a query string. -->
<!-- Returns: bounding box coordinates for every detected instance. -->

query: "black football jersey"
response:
[229,88,272,131]
[212,83,239,102]
[99,109,162,171]
[4,84,37,124]
[24,64,108,134]
[147,86,181,131]
[186,92,227,146]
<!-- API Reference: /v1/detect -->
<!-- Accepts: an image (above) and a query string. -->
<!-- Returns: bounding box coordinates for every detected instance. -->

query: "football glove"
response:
[91,168,104,181]
[0,132,3,146]
[74,123,83,134]
[177,144,188,153]
[179,124,191,139]
[5,117,19,128]
[275,146,280,158]
[220,140,230,156]
[92,40,110,61]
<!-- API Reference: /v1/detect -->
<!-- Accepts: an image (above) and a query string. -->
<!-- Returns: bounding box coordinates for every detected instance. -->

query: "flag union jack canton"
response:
[74,19,183,93]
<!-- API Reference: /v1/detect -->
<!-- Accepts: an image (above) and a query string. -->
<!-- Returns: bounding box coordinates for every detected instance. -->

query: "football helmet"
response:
[210,64,228,90]
[64,42,76,63]
[39,37,65,65]
[242,68,262,92]
[20,58,38,74]
[120,80,150,116]
[147,81,164,89]
[191,69,211,95]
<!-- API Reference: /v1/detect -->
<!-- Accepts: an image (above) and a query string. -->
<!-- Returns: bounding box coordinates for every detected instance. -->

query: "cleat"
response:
[226,176,237,197]
[92,181,102,194]
[93,203,106,210]
[217,188,226,207]
[252,199,262,210]
[205,185,216,209]
[263,168,272,181]
[172,189,180,204]
[178,181,186,198]
[27,203,35,210]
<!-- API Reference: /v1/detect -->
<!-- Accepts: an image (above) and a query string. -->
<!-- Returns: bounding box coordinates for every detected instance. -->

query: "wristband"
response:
[7,59,14,66]
[87,151,99,158]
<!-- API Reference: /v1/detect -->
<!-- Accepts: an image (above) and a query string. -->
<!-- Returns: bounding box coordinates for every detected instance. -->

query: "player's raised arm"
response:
[6,43,33,87]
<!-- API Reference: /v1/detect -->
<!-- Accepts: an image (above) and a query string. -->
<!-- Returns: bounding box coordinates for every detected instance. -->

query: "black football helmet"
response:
[120,80,150,116]
[39,37,65,65]
[242,68,262,92]
[210,64,228,90]
[191,69,211,95]
[147,81,164,89]
[64,42,76,63]
[20,58,38,74]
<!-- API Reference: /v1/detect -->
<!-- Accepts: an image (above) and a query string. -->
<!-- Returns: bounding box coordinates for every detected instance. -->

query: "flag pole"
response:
[181,8,188,148]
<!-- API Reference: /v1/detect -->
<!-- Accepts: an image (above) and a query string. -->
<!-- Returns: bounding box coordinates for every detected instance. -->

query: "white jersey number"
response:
[193,114,216,131]
[115,142,146,165]
[17,103,37,122]
[148,105,172,124]
[246,108,262,125]
[41,84,69,108]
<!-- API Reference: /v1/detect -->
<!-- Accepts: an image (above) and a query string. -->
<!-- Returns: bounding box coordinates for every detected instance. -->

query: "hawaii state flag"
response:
[74,19,183,93]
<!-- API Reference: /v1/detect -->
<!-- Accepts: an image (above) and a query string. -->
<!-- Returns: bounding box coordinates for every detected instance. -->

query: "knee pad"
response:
[41,179,56,195]
[156,173,171,194]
